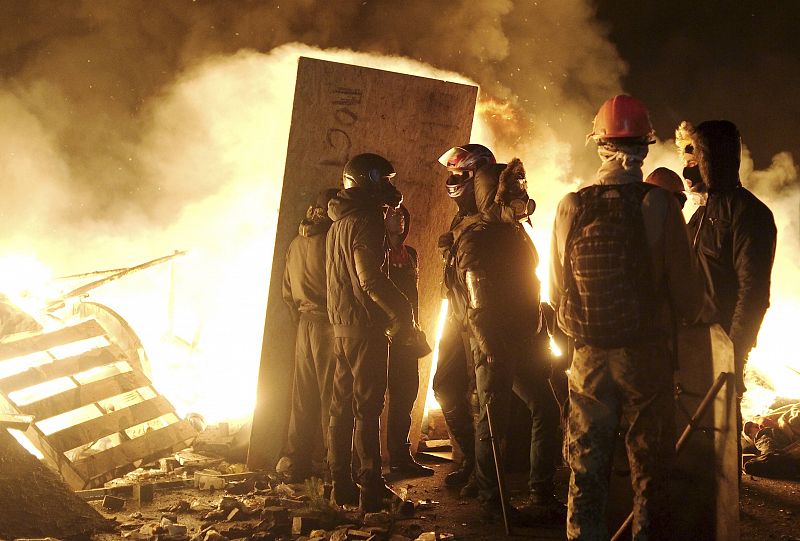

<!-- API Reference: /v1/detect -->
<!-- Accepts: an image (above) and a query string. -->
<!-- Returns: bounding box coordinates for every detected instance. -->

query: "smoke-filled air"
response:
[0,1,796,421]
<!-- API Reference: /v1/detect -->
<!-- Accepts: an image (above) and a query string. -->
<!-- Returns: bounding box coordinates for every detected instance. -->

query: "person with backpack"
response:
[550,95,704,540]
[446,148,562,525]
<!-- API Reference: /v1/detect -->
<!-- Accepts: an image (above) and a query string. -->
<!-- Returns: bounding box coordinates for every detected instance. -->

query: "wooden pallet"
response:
[0,319,197,490]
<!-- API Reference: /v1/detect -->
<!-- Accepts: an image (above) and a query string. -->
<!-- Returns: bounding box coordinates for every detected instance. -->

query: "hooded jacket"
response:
[326,187,413,337]
[282,202,334,322]
[385,205,419,320]
[550,149,704,340]
[687,120,776,367]
[454,160,542,358]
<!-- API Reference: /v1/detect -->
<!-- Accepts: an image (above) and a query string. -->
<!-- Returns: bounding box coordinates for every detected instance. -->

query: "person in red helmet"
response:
[550,96,704,540]
[645,167,688,210]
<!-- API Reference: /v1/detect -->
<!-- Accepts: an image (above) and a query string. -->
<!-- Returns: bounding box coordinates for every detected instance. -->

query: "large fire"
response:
[0,45,797,431]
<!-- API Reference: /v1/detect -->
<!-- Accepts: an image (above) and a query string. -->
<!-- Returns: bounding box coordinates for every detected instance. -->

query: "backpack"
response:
[558,182,655,348]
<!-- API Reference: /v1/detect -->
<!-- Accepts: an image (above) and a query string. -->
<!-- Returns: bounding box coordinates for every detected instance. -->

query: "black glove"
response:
[483,355,505,396]
[438,231,454,249]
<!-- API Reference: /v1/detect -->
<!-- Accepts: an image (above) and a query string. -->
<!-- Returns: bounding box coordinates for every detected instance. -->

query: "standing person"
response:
[326,153,416,512]
[447,148,562,524]
[550,95,704,540]
[645,167,688,210]
[279,188,340,482]
[384,204,434,477]
[433,144,491,494]
[677,119,776,444]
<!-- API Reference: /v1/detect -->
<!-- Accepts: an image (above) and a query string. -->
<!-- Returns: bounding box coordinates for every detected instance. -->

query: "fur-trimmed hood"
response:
[679,120,742,193]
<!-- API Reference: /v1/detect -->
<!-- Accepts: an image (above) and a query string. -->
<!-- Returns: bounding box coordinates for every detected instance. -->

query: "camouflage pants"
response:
[567,342,675,541]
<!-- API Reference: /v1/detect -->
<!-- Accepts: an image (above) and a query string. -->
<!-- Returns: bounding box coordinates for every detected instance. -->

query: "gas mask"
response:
[683,164,705,192]
[496,173,536,222]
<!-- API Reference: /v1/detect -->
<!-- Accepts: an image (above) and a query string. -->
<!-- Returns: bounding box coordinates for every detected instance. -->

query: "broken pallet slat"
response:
[70,419,197,484]
[47,395,176,453]
[0,389,86,489]
[0,345,124,394]
[16,370,152,420]
[0,319,107,362]
[0,413,34,430]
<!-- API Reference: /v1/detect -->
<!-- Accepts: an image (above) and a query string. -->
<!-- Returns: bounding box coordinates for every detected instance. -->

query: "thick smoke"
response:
[0,2,797,419]
[0,1,624,241]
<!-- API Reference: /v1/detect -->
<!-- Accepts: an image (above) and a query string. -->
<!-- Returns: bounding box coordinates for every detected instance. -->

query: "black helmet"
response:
[342,153,396,190]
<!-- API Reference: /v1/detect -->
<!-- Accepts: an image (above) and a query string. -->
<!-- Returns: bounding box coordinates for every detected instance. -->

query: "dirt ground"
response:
[85,457,800,540]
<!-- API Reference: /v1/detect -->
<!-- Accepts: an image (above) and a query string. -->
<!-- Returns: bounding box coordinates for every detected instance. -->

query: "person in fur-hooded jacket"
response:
[677,120,776,398]
[453,156,562,524]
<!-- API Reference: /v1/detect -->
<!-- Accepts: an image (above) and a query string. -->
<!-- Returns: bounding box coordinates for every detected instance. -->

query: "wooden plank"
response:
[0,393,86,490]
[0,413,34,430]
[0,345,123,394]
[16,370,151,420]
[71,419,197,484]
[248,57,477,470]
[0,319,106,362]
[47,395,175,453]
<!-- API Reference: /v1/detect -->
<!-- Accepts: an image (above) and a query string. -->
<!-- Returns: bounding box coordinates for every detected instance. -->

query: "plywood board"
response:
[0,320,106,362]
[248,57,477,469]
[671,324,738,540]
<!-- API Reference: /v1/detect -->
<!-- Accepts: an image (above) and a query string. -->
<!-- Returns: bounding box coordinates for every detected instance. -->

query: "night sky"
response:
[596,0,800,168]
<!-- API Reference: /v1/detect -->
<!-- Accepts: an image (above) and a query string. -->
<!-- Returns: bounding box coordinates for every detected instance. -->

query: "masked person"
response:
[433,144,491,495]
[278,188,340,482]
[384,204,434,477]
[551,95,704,540]
[677,120,776,456]
[645,167,688,210]
[326,153,416,512]
[445,147,562,524]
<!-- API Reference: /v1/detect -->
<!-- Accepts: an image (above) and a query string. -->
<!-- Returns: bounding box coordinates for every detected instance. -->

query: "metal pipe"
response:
[486,399,511,535]
[610,371,730,541]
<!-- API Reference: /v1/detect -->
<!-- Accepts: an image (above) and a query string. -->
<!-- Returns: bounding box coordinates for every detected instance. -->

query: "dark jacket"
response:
[326,187,413,337]
[385,205,419,320]
[282,214,331,322]
[688,120,776,364]
[454,160,542,358]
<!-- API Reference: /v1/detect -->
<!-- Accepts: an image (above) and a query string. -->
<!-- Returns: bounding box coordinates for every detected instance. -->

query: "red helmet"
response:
[589,95,655,143]
[438,144,496,172]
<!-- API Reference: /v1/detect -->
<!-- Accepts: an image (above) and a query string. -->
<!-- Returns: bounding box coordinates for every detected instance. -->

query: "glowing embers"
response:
[0,318,197,489]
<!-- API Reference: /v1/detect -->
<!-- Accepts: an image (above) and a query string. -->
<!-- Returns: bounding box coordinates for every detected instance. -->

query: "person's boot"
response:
[389,444,434,477]
[354,420,388,513]
[459,471,479,498]
[528,483,567,522]
[442,405,476,487]
[328,418,358,506]
[445,455,474,487]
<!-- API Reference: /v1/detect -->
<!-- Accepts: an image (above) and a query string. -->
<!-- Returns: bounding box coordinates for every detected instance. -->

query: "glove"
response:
[438,231,454,249]
[385,318,413,341]
[483,355,505,396]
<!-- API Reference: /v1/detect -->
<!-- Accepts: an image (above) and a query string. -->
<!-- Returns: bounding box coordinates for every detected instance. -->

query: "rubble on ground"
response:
[84,439,437,541]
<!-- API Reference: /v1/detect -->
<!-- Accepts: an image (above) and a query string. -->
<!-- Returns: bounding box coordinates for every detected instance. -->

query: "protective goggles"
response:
[446,171,473,198]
